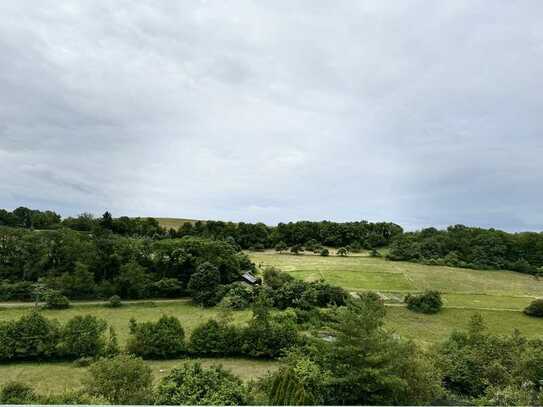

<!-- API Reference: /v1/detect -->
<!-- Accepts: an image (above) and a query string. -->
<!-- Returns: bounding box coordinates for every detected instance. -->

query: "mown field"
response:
[0,250,541,393]
[249,250,543,346]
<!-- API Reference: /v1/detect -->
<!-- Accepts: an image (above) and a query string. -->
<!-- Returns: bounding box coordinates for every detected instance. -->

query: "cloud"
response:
[0,0,542,231]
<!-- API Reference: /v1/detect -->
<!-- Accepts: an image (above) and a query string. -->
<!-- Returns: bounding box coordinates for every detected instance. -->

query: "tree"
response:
[126,315,185,359]
[187,261,221,306]
[116,261,149,299]
[99,211,113,230]
[275,241,288,253]
[84,354,153,405]
[189,319,242,356]
[60,315,107,358]
[155,362,249,405]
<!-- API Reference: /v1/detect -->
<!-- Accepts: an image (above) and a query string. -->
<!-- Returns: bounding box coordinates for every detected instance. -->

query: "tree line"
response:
[388,225,543,275]
[0,227,252,301]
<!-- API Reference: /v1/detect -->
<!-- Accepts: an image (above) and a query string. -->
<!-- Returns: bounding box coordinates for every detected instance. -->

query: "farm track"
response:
[0,298,523,313]
[0,298,192,309]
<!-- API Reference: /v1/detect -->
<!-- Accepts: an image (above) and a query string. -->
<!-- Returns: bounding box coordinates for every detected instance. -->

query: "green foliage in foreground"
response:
[155,362,250,405]
[84,354,153,404]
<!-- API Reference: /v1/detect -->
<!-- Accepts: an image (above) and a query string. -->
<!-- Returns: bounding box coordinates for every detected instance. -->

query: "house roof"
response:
[241,271,258,284]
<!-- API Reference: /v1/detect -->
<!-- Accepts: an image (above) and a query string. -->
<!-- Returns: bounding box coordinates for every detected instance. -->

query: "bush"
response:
[43,289,70,309]
[0,281,35,301]
[189,319,242,356]
[84,354,153,405]
[241,305,299,358]
[290,244,303,255]
[219,283,254,309]
[73,356,94,367]
[263,267,293,289]
[405,290,443,314]
[155,362,249,405]
[0,311,61,361]
[151,278,183,298]
[336,247,349,256]
[106,295,122,308]
[524,299,543,317]
[0,381,35,404]
[126,315,185,359]
[60,315,107,358]
[320,248,329,257]
[274,241,288,252]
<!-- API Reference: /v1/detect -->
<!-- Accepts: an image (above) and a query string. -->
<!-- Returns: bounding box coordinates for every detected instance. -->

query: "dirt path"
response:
[0,298,192,308]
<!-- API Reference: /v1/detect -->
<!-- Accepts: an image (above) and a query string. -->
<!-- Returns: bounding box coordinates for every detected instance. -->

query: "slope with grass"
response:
[249,250,543,346]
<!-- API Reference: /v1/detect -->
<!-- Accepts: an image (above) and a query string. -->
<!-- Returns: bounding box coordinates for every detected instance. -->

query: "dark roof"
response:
[241,271,258,284]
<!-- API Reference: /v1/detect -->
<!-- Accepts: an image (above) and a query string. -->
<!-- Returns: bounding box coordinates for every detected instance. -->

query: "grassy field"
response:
[249,250,543,345]
[156,217,199,230]
[0,250,541,392]
[0,301,252,345]
[0,357,277,394]
[0,302,273,392]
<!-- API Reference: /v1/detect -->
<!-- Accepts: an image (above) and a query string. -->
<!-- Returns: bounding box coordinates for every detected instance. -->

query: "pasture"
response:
[0,250,541,393]
[249,250,543,345]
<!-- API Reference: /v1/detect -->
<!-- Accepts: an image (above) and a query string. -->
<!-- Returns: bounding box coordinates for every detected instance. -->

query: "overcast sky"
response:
[1,1,542,231]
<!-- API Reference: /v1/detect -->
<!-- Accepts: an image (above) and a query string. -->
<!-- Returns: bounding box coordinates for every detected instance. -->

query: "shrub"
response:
[524,299,543,317]
[290,244,303,254]
[336,247,349,256]
[106,295,122,308]
[275,241,288,252]
[104,327,120,357]
[0,381,35,404]
[155,362,249,405]
[263,267,293,289]
[219,283,254,309]
[189,319,242,356]
[151,278,183,298]
[126,315,185,359]
[405,290,443,314]
[320,248,329,257]
[0,311,61,361]
[84,354,153,405]
[0,281,35,301]
[241,305,299,358]
[60,315,107,358]
[73,356,94,367]
[43,289,70,309]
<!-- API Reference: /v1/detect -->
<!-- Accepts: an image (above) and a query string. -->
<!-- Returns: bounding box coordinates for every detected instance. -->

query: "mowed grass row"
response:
[248,250,543,346]
[249,251,543,301]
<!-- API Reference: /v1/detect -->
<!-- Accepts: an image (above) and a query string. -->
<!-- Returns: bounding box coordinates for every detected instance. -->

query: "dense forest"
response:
[388,225,543,275]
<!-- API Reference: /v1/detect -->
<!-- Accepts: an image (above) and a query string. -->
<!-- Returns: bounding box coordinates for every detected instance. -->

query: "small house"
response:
[241,271,259,285]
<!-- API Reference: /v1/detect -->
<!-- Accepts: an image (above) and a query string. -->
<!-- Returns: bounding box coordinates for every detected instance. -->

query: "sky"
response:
[0,1,542,231]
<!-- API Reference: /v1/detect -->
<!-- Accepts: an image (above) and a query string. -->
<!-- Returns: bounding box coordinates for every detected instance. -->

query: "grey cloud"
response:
[0,0,542,230]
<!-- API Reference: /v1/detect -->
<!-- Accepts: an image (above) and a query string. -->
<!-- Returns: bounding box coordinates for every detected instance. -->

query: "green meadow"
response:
[0,249,541,393]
